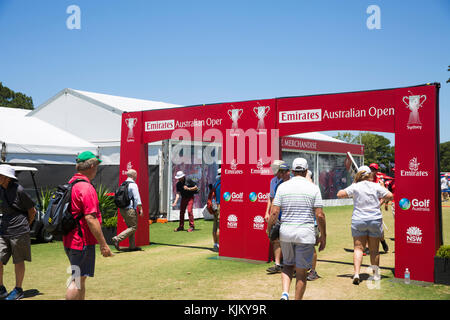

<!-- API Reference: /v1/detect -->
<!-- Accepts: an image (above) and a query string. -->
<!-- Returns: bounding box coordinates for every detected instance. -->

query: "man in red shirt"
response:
[64,151,113,300]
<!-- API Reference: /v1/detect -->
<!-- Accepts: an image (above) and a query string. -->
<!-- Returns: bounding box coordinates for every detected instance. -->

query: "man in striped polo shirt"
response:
[268,158,327,300]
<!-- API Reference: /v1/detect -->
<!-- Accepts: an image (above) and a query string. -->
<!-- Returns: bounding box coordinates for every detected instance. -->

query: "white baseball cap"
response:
[358,165,372,175]
[174,170,185,179]
[292,158,308,171]
[271,160,286,175]
[0,164,17,180]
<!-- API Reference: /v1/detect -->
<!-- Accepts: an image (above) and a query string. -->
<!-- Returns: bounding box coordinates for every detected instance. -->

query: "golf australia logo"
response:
[399,198,430,212]
[406,226,423,244]
[403,93,426,130]
[400,157,429,177]
[223,192,243,203]
[249,192,270,203]
[253,215,265,230]
[227,214,238,229]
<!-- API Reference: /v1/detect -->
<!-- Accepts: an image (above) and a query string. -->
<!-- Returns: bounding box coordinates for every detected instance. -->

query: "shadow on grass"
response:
[343,248,389,255]
[150,242,216,252]
[336,273,390,283]
[23,289,42,299]
[317,259,395,276]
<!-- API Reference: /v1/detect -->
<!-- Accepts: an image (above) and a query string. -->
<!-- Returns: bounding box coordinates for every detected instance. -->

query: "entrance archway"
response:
[118,83,442,282]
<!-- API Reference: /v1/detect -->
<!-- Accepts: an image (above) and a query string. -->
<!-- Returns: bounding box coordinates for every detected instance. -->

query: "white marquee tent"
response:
[0,107,97,164]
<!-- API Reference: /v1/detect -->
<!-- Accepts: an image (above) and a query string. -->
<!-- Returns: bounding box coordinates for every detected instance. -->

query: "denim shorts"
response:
[65,245,96,277]
[351,219,383,238]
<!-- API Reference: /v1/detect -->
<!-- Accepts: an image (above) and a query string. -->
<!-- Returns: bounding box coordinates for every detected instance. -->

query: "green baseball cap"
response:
[76,151,102,163]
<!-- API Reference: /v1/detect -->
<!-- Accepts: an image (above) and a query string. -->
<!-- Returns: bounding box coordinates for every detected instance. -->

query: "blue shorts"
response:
[65,245,96,277]
[280,242,314,270]
[351,219,383,238]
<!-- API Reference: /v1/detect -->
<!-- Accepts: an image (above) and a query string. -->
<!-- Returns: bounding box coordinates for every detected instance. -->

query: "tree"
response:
[0,82,34,110]
[334,131,395,172]
[440,141,450,172]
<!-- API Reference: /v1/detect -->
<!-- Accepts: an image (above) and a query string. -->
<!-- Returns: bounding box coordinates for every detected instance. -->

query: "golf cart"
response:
[11,166,53,243]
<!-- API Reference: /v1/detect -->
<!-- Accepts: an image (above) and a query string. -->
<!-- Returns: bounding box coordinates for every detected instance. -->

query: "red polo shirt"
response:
[63,173,102,250]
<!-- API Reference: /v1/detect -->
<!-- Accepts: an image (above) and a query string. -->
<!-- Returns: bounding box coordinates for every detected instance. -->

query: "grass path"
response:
[2,206,449,300]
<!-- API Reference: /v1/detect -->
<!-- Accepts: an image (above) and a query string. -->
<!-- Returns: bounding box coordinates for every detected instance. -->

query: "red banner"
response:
[119,84,442,282]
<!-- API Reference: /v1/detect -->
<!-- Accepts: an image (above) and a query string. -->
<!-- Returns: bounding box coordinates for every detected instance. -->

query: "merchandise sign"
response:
[119,84,441,282]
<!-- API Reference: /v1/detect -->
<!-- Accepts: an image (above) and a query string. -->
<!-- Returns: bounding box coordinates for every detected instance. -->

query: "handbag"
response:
[268,221,281,241]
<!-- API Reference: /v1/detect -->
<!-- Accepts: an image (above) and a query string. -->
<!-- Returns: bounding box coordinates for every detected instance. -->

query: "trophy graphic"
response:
[227,108,243,130]
[403,93,426,127]
[125,118,137,142]
[253,105,270,130]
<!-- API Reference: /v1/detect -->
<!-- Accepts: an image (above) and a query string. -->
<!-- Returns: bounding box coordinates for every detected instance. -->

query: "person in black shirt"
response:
[172,171,198,232]
[0,165,36,300]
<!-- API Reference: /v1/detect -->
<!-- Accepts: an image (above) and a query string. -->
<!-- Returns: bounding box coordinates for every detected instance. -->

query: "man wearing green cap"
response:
[64,151,113,300]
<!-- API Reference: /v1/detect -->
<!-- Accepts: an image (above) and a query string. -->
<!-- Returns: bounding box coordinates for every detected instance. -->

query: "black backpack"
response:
[114,181,132,208]
[43,179,86,237]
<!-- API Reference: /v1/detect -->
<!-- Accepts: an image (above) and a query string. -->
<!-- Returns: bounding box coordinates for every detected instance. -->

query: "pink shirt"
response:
[63,173,102,250]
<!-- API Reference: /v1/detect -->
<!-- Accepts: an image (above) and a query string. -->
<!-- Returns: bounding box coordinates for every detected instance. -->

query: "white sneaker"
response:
[280,292,289,300]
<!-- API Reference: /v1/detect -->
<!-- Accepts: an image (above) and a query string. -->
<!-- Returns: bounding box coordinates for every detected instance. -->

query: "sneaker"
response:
[5,287,24,300]
[352,275,360,285]
[187,227,194,232]
[0,286,8,300]
[307,269,319,281]
[266,264,282,274]
[381,240,389,253]
[280,292,289,300]
[174,227,184,232]
[112,236,120,251]
[363,248,370,256]
[213,244,219,252]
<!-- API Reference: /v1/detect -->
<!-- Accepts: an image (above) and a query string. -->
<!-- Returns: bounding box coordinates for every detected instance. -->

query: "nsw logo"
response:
[227,214,238,229]
[406,226,422,244]
[253,215,265,230]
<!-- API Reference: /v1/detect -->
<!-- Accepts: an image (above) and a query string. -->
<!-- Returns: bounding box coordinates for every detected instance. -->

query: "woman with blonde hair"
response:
[337,166,393,285]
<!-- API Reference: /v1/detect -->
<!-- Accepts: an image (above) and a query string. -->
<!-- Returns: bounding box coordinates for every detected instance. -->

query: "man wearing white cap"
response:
[268,158,326,300]
[0,164,36,300]
[172,171,198,232]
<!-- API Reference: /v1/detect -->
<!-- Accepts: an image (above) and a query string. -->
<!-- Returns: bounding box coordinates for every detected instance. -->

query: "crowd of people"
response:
[0,148,401,300]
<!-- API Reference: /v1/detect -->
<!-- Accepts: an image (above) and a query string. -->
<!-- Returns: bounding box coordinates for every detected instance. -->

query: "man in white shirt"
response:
[441,173,449,202]
[268,158,326,300]
[112,169,143,251]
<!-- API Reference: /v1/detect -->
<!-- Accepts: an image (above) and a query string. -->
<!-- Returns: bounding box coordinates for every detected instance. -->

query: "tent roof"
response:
[287,132,353,144]
[0,107,97,156]
[28,88,183,117]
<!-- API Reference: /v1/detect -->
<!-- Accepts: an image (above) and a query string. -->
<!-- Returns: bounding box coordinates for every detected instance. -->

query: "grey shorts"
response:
[0,233,32,265]
[351,219,383,238]
[65,245,96,278]
[280,242,314,270]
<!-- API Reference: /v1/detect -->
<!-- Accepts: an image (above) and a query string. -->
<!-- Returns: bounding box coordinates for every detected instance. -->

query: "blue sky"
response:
[1,0,449,143]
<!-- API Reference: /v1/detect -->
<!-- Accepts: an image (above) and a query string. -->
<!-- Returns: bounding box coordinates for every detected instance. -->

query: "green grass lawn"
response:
[2,206,449,300]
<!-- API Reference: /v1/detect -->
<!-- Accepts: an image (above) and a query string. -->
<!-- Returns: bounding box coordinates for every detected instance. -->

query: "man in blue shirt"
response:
[212,168,221,252]
[112,169,143,251]
[265,160,290,274]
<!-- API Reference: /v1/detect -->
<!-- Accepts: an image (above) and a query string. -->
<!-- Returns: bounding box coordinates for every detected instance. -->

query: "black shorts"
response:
[65,245,96,278]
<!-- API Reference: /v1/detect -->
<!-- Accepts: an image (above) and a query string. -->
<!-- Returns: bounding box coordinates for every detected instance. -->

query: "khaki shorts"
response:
[0,233,32,265]
[213,205,220,234]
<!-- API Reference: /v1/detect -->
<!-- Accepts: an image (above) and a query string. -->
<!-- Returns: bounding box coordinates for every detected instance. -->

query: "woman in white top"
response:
[337,166,393,285]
